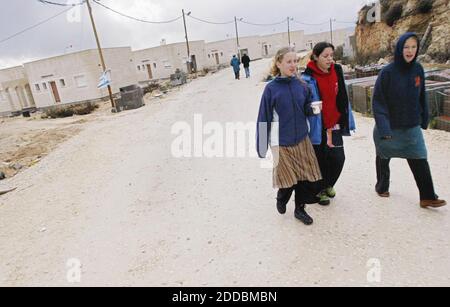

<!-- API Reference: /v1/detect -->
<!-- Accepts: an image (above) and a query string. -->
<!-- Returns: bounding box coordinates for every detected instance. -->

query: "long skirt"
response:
[272,137,322,189]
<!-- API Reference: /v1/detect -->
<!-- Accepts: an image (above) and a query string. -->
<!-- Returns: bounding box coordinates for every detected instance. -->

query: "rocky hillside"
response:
[355,0,449,64]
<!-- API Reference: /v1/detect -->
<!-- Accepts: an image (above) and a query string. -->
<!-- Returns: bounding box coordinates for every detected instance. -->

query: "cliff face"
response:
[355,0,449,64]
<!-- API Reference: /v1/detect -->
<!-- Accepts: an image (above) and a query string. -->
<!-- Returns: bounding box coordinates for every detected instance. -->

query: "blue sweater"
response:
[256,76,312,158]
[372,32,429,137]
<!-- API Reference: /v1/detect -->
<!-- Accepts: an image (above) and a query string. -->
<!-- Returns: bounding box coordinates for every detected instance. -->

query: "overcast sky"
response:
[0,0,371,69]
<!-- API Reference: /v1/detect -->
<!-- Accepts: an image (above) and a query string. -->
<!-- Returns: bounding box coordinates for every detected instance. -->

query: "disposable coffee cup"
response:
[311,101,322,115]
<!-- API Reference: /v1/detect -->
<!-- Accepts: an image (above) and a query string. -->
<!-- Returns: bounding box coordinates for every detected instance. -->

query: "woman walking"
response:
[256,47,322,225]
[301,42,355,206]
[372,32,446,208]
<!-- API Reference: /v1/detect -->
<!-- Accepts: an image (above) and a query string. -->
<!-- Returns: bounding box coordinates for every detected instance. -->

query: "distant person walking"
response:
[230,55,241,80]
[241,53,251,78]
[256,47,322,225]
[372,32,446,209]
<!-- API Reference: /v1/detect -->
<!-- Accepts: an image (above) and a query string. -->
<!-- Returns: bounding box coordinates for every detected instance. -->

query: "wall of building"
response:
[24,47,138,109]
[133,41,207,81]
[304,27,354,50]
[0,66,34,115]
[259,30,305,57]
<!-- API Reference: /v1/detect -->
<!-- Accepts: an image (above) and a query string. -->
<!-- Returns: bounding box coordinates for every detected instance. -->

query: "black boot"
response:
[294,203,313,225]
[276,188,293,214]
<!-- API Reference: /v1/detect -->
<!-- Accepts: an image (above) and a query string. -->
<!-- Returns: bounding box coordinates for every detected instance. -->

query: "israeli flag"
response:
[97,70,111,89]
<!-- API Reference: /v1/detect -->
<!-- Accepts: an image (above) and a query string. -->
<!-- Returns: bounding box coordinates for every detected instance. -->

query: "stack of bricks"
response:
[435,89,450,132]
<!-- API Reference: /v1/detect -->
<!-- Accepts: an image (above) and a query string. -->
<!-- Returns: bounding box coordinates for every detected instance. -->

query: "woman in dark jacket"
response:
[372,32,446,208]
[301,42,354,206]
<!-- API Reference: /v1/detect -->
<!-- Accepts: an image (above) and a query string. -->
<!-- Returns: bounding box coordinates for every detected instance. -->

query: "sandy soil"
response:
[0,58,449,286]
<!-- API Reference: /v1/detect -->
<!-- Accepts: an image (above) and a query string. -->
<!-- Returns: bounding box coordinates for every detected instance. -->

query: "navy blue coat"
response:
[372,32,429,138]
[256,76,313,158]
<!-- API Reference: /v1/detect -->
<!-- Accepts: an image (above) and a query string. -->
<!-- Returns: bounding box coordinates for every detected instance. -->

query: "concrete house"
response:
[133,40,207,82]
[205,35,262,67]
[259,30,305,57]
[0,66,35,116]
[23,47,138,109]
[304,27,355,50]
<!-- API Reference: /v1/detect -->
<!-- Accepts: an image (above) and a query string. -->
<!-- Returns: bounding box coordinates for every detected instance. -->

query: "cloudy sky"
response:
[0,0,371,69]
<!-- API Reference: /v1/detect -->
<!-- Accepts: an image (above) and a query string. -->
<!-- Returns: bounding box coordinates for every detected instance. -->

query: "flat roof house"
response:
[23,47,138,109]
[133,40,207,83]
[0,66,35,116]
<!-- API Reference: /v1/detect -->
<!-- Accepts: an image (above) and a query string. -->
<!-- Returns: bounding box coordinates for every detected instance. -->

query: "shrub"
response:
[383,3,403,27]
[417,0,434,14]
[72,103,98,115]
[45,107,74,119]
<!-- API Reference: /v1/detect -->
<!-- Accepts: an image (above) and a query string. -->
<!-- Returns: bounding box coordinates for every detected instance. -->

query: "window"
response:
[35,84,40,91]
[153,63,157,68]
[137,65,141,71]
[74,75,87,88]
[208,54,211,58]
[220,52,223,56]
[42,83,47,90]
[59,79,66,87]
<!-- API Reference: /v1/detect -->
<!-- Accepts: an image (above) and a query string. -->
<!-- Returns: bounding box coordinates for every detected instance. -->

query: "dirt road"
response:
[1,58,449,286]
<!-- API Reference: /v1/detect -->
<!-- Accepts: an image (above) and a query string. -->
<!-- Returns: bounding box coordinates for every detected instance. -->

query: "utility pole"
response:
[330,18,334,45]
[287,17,291,47]
[182,9,191,73]
[234,16,240,57]
[86,0,115,109]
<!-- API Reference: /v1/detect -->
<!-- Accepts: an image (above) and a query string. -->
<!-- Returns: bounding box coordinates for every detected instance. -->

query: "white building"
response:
[304,27,355,50]
[0,66,35,116]
[259,30,305,57]
[23,47,138,109]
[133,40,207,82]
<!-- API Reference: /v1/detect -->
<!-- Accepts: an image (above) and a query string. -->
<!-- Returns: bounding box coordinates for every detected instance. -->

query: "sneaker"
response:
[317,191,331,206]
[294,204,313,225]
[326,187,336,198]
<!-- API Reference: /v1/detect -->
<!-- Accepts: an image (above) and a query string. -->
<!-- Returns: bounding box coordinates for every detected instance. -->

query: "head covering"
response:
[394,32,420,69]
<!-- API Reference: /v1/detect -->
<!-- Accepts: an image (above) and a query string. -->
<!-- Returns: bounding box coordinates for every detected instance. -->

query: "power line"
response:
[292,19,329,26]
[188,15,234,25]
[37,0,86,6]
[0,6,76,45]
[92,0,182,24]
[239,19,287,26]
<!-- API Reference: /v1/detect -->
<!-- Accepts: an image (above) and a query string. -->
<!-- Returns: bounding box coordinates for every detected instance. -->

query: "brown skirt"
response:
[271,137,322,189]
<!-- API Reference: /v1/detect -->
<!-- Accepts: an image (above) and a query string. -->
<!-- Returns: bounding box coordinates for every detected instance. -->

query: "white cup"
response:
[311,101,322,115]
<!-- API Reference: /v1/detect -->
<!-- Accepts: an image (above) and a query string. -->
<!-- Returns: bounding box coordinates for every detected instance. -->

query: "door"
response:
[214,53,220,65]
[49,81,61,103]
[146,64,153,79]
[190,55,197,73]
[264,45,268,56]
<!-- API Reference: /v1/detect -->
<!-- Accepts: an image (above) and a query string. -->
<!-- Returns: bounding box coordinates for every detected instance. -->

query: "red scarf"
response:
[307,61,341,128]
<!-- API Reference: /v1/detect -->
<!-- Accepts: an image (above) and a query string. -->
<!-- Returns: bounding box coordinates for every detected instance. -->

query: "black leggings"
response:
[277,181,319,206]
[375,156,437,200]
[313,129,346,191]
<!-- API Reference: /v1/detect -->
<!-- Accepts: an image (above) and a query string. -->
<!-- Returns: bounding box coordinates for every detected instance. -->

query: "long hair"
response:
[270,47,296,76]
[310,42,335,61]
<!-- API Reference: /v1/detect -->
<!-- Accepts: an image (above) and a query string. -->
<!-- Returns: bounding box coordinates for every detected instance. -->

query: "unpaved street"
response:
[1,58,449,286]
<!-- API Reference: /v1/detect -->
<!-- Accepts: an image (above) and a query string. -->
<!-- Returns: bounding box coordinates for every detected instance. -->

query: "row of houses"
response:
[0,27,354,116]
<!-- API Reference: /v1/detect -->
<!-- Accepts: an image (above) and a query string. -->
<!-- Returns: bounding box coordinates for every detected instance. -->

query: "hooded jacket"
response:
[372,32,429,137]
[256,76,313,158]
